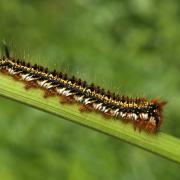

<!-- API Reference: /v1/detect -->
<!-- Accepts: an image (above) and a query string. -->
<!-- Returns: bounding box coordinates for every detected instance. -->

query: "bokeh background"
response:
[0,0,180,179]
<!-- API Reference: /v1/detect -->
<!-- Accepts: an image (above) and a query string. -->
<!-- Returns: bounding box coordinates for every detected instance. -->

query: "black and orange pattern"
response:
[0,56,167,133]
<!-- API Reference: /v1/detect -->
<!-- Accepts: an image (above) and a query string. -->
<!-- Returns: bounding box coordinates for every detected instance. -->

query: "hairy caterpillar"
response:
[0,47,167,133]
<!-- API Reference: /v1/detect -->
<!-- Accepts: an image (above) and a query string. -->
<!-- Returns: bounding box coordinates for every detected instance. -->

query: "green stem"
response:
[0,74,180,164]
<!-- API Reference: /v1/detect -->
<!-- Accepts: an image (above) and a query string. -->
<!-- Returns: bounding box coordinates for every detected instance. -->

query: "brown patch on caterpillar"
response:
[0,69,9,75]
[12,74,22,81]
[0,50,167,133]
[43,88,57,98]
[103,112,113,118]
[24,81,39,90]
[60,95,75,104]
[79,104,93,112]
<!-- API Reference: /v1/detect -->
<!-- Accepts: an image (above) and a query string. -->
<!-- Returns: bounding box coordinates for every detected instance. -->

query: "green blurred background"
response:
[0,0,180,179]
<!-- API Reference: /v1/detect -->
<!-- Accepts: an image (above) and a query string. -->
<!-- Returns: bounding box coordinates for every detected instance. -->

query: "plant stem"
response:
[0,74,180,164]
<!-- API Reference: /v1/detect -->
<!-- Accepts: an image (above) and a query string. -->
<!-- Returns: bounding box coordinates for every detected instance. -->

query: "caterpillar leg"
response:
[43,89,57,98]
[24,81,38,90]
[79,104,93,112]
[60,95,75,104]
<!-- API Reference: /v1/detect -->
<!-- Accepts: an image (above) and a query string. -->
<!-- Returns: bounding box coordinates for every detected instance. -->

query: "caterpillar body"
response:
[0,54,167,133]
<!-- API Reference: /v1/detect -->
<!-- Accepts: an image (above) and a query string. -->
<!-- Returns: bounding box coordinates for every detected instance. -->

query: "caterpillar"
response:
[0,47,167,133]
